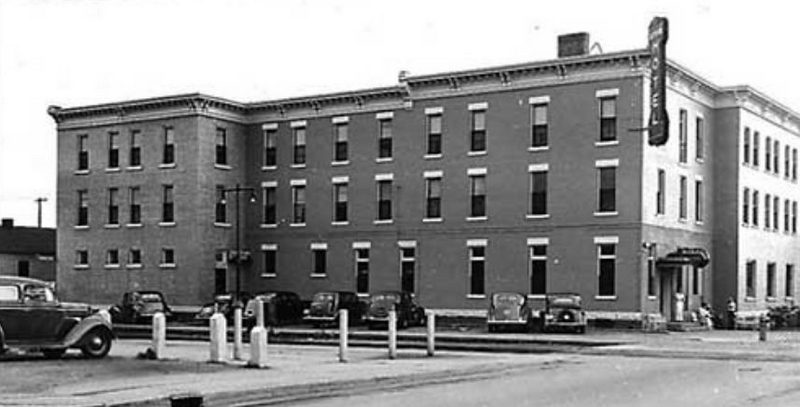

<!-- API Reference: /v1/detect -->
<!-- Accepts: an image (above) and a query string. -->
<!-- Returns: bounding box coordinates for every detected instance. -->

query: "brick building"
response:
[0,218,56,281]
[49,32,800,323]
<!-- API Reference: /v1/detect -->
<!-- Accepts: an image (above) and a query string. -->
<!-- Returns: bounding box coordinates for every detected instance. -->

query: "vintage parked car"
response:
[109,291,172,324]
[0,276,114,359]
[365,291,426,329]
[304,291,364,327]
[486,292,534,332]
[542,293,587,333]
[193,292,252,324]
[243,291,304,327]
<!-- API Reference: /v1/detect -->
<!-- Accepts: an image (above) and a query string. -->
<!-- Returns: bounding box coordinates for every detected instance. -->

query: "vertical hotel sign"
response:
[648,17,669,146]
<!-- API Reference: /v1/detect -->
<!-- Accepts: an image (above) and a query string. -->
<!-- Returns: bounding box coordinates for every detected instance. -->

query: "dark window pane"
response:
[598,258,615,296]
[471,130,486,152]
[530,259,546,295]
[470,260,485,295]
[428,134,442,155]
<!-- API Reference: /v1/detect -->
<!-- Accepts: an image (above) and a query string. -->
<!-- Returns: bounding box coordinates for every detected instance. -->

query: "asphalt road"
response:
[290,355,800,407]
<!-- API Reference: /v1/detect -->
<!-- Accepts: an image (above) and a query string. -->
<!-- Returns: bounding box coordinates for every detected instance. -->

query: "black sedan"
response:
[365,291,426,329]
[109,291,172,324]
[243,291,304,327]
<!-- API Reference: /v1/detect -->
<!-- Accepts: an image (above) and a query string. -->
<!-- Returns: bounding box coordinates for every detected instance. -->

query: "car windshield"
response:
[371,293,400,306]
[549,296,579,307]
[312,293,335,304]
[140,293,162,303]
[492,293,523,306]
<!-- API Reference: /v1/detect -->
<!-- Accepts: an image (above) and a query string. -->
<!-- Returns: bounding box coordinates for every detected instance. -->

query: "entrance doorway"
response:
[214,268,226,294]
[659,268,673,321]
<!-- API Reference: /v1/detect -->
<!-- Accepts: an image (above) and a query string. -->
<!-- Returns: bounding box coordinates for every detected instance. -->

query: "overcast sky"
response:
[1,0,798,228]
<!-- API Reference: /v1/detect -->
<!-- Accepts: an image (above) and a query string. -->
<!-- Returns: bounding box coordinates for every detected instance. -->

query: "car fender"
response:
[61,314,114,347]
[0,323,5,350]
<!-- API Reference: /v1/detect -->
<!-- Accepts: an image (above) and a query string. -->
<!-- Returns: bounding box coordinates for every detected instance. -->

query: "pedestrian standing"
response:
[726,297,737,330]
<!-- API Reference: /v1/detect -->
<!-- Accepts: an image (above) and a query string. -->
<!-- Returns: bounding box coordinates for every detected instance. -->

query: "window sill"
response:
[290,163,307,169]
[466,294,486,299]
[126,166,143,172]
[376,157,394,163]
[74,225,89,230]
[260,223,278,229]
[467,151,487,157]
[526,214,550,220]
[214,164,232,170]
[214,222,232,228]
[424,154,443,160]
[593,211,619,217]
[126,264,142,269]
[678,218,687,223]
[158,222,176,227]
[126,223,143,228]
[331,161,350,166]
[261,274,277,278]
[374,219,394,225]
[595,140,619,147]
[466,216,488,222]
[528,146,549,152]
[787,296,795,301]
[745,296,756,302]
[158,163,176,169]
[74,265,89,270]
[695,221,704,226]
[767,297,778,302]
[105,167,121,173]
[74,169,90,175]
[357,293,369,298]
[261,165,277,171]
[104,224,120,229]
[422,218,443,223]
[696,158,705,164]
[104,265,120,269]
[527,294,546,300]
[290,223,306,228]
[648,295,658,301]
[160,264,177,269]
[594,295,617,301]
[332,221,349,226]
[310,274,327,279]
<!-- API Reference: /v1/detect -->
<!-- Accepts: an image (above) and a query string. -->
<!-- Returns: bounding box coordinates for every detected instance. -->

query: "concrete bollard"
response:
[255,299,265,328]
[152,312,166,359]
[759,314,769,342]
[426,311,435,357]
[233,306,244,361]
[248,299,268,368]
[388,310,397,360]
[339,309,348,363]
[209,312,227,363]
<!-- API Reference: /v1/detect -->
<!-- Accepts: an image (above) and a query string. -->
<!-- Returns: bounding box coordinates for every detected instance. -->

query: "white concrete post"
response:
[209,312,227,363]
[248,299,268,368]
[338,309,348,363]
[233,306,243,360]
[255,298,265,328]
[388,310,397,360]
[152,312,167,359]
[426,311,435,357]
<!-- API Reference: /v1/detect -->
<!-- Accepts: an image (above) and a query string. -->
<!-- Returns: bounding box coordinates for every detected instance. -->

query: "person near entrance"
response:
[726,297,737,329]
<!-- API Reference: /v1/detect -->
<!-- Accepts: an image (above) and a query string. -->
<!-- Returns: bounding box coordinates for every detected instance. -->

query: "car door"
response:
[0,284,26,341]
[21,284,66,342]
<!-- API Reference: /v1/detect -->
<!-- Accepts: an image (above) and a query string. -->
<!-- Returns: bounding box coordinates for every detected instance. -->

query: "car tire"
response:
[80,328,112,359]
[42,348,66,359]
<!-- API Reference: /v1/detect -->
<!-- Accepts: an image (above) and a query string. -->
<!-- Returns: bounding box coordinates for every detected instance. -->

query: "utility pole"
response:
[34,197,48,228]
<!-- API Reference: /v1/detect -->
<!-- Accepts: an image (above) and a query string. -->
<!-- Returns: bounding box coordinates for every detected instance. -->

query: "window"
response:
[597,243,616,297]
[746,260,756,298]
[106,249,119,267]
[774,140,780,174]
[107,188,119,225]
[793,148,797,181]
[378,118,393,159]
[647,244,656,296]
[16,261,29,277]
[129,187,141,224]
[162,185,174,223]
[678,109,687,163]
[311,245,326,276]
[427,113,443,155]
[696,117,704,161]
[692,267,701,295]
[598,167,616,213]
[679,176,687,220]
[332,123,348,163]
[262,185,276,225]
[743,188,750,224]
[470,109,487,153]
[786,265,795,298]
[793,201,797,234]
[355,248,369,295]
[599,97,617,141]
[774,196,780,231]
[785,145,790,178]
[765,193,771,229]
[767,262,776,298]
[292,185,306,224]
[469,245,486,296]
[469,173,487,218]
[334,182,348,223]
[215,185,227,224]
[786,200,792,232]
[753,131,760,167]
[656,169,666,215]
[75,250,88,267]
[400,246,416,293]
[129,249,141,266]
[377,179,393,221]
[108,132,119,168]
[743,127,750,164]
[77,190,88,226]
[695,180,703,222]
[161,248,175,266]
[529,170,547,216]
[752,191,759,226]
[425,176,442,220]
[130,130,141,167]
[263,127,277,167]
[262,246,276,277]
[163,127,175,165]
[293,126,306,165]
[766,136,772,171]
[215,128,227,165]
[77,134,89,171]
[529,244,547,295]
[530,104,548,148]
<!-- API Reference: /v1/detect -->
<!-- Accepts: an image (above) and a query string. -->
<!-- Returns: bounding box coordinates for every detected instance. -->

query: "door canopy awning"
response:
[656,247,710,268]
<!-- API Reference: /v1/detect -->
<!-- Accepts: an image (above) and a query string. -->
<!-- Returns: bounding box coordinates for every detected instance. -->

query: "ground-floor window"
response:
[646,245,656,296]
[529,244,547,295]
[355,248,369,294]
[746,260,756,298]
[468,244,486,296]
[767,262,776,298]
[692,267,701,295]
[262,244,277,277]
[311,244,327,276]
[597,243,616,297]
[786,264,795,298]
[400,246,416,293]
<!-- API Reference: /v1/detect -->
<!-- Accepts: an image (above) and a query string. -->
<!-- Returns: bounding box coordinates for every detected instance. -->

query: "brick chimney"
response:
[1,218,14,228]
[558,32,590,58]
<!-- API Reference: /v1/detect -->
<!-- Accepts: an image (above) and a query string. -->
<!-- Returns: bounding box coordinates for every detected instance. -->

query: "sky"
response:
[1,0,798,228]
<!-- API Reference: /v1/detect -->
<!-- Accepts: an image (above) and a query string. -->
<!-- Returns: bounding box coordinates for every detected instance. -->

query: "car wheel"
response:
[80,329,112,359]
[42,348,66,359]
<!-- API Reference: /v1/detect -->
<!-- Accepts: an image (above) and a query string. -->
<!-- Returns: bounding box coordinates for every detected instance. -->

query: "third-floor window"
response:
[162,184,174,223]
[293,127,306,165]
[530,104,548,148]
[427,113,443,155]
[378,118,393,159]
[263,128,277,167]
[599,97,617,142]
[163,127,175,165]
[215,128,227,165]
[108,132,119,168]
[129,187,141,225]
[129,130,141,167]
[333,123,348,163]
[470,109,487,153]
[678,109,687,163]
[107,188,119,225]
[77,134,89,171]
